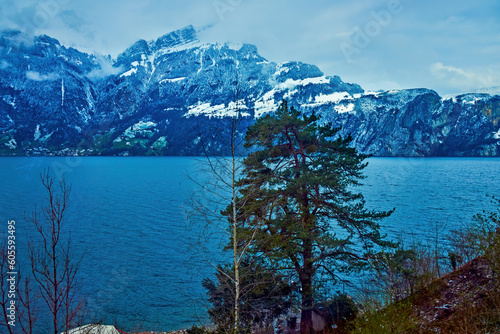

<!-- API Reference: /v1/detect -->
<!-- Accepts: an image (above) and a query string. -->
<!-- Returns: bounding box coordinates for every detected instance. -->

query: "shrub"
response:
[202,259,293,333]
[187,325,212,334]
[319,293,358,330]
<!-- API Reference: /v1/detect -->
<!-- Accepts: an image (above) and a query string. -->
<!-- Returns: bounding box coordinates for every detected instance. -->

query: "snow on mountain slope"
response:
[0,26,499,156]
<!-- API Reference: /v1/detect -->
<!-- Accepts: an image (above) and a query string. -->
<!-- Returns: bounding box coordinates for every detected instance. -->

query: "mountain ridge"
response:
[0,26,499,156]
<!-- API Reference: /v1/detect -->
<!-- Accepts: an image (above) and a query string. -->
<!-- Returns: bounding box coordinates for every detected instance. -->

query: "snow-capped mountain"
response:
[1,26,499,156]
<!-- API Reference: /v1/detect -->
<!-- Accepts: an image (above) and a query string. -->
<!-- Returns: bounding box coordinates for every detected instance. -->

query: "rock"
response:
[1,27,499,156]
[61,324,120,334]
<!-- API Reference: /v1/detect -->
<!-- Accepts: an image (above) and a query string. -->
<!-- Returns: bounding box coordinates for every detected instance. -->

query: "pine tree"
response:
[235,101,393,333]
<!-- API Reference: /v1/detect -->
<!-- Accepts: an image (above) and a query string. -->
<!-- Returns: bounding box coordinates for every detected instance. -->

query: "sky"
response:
[1,0,500,96]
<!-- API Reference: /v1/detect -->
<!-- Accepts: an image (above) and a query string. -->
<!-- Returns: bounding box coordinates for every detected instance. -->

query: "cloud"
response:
[8,4,42,35]
[0,1,89,45]
[1,0,500,95]
[2,30,35,48]
[0,60,11,69]
[26,70,60,81]
[86,55,122,80]
[60,10,87,32]
[430,62,499,91]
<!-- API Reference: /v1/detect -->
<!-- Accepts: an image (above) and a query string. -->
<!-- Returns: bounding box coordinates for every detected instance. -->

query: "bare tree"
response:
[188,77,265,333]
[17,270,38,334]
[1,229,40,334]
[27,169,85,334]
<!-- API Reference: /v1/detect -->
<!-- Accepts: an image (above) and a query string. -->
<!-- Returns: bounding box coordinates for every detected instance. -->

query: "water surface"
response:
[0,157,498,331]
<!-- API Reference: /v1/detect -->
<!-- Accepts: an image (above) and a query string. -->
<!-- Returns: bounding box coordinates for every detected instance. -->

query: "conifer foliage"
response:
[236,101,393,333]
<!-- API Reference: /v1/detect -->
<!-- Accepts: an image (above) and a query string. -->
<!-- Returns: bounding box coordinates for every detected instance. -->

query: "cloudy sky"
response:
[1,0,500,96]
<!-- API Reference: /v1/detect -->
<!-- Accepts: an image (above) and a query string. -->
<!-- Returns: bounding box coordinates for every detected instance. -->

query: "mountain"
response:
[0,26,499,156]
[0,30,100,155]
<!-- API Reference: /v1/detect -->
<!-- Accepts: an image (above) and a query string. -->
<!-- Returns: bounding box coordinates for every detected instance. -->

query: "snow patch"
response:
[120,68,137,77]
[317,92,352,104]
[255,76,332,114]
[3,97,16,109]
[160,77,186,84]
[284,89,298,99]
[334,103,355,114]
[155,40,203,57]
[275,63,291,76]
[124,53,157,82]
[464,99,478,105]
[364,91,382,97]
[185,100,250,118]
[147,53,156,83]
[455,94,491,106]
[5,139,16,149]
[275,77,330,91]
[196,49,204,74]
[61,79,65,106]
[225,43,243,51]
[85,87,95,111]
[442,95,457,103]
[39,131,54,142]
[301,92,353,108]
[494,128,500,139]
[301,77,330,85]
[34,125,41,141]
[254,90,277,118]
[131,121,157,131]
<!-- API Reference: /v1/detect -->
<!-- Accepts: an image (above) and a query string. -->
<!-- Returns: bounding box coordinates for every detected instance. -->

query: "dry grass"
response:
[347,256,500,334]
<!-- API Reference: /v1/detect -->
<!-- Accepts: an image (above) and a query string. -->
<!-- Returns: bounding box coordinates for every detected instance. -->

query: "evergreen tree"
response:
[235,101,393,333]
[203,259,293,333]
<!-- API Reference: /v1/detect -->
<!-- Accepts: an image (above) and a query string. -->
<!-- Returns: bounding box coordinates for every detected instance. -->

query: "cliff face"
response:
[329,90,500,157]
[0,31,100,154]
[1,27,499,156]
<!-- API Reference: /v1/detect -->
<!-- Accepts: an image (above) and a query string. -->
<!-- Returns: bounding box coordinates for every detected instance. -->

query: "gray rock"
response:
[1,27,499,156]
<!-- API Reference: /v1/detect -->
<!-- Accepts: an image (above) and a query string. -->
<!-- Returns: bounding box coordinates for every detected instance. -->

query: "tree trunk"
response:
[232,119,240,334]
[300,278,314,334]
[233,160,240,334]
[300,241,314,334]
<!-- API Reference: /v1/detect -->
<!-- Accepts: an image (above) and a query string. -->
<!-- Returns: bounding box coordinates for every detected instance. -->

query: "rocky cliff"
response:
[1,26,499,156]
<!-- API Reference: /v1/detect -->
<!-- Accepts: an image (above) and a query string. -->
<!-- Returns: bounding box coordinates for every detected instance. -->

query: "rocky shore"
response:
[132,331,188,334]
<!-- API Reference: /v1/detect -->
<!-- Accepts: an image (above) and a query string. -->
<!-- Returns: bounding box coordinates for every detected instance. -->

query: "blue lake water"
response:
[0,157,499,331]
